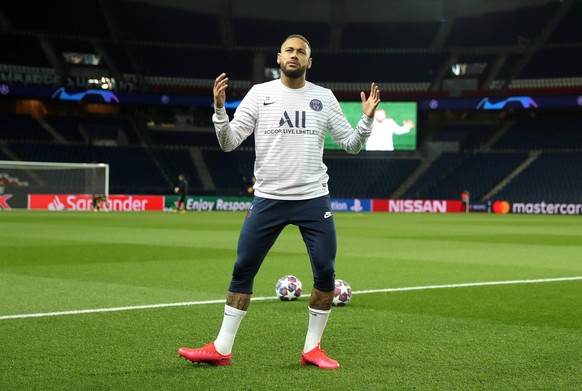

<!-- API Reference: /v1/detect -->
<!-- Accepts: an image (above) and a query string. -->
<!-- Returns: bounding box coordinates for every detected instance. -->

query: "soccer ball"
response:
[174,187,180,193]
[333,279,352,306]
[275,275,302,301]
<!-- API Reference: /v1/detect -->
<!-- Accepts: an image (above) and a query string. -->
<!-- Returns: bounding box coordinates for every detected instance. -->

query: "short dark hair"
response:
[282,34,311,52]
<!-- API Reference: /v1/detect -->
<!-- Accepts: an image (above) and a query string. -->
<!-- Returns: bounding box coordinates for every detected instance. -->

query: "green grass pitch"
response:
[1,211,581,390]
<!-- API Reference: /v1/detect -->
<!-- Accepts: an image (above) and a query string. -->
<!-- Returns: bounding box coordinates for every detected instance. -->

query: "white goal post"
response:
[0,160,109,202]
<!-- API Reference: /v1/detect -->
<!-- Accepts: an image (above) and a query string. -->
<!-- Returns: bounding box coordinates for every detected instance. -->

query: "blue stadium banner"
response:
[419,94,582,111]
[330,198,371,212]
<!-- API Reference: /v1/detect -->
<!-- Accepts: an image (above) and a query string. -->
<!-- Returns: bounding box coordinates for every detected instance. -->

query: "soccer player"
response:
[461,189,470,213]
[178,34,380,369]
[174,174,188,213]
[91,194,108,212]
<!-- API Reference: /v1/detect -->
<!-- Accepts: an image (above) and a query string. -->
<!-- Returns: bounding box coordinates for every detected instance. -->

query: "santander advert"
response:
[28,194,164,212]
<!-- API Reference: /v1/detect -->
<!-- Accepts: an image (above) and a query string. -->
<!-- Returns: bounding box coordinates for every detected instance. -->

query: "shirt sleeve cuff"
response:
[361,114,374,127]
[214,106,228,121]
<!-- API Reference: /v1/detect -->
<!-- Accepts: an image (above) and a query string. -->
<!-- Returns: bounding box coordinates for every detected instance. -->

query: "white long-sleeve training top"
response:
[213,79,373,200]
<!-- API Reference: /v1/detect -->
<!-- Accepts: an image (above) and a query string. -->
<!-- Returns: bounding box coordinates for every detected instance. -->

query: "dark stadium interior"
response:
[1,0,582,203]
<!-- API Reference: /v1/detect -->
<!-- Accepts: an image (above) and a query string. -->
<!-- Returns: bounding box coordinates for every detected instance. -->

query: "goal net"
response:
[0,160,109,209]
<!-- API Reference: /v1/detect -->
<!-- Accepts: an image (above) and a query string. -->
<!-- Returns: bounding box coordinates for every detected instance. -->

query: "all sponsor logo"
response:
[279,110,306,128]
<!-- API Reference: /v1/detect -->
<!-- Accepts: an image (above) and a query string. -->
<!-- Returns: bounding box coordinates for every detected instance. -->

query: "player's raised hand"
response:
[213,73,228,109]
[360,82,381,118]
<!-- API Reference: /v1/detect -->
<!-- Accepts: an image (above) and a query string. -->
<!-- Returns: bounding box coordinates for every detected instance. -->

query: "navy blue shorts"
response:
[229,195,337,294]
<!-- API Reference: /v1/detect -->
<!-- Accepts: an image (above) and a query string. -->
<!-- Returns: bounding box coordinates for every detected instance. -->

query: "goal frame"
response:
[0,160,110,198]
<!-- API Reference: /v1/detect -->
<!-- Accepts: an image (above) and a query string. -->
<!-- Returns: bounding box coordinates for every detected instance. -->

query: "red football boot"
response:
[178,342,232,366]
[300,344,340,369]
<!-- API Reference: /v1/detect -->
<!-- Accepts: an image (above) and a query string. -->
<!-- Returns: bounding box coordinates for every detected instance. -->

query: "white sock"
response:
[214,305,246,355]
[303,307,331,353]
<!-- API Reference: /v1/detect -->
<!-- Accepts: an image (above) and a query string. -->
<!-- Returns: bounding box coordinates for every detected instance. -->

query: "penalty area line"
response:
[1,276,581,321]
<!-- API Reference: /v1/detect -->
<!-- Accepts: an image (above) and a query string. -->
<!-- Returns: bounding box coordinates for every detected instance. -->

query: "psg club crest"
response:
[309,99,323,111]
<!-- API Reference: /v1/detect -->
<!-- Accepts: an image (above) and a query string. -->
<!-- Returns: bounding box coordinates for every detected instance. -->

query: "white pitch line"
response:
[353,276,582,294]
[1,276,581,321]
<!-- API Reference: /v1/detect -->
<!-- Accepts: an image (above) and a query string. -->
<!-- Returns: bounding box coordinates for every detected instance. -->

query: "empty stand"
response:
[403,151,529,201]
[546,1,582,44]
[151,147,203,192]
[431,121,501,150]
[0,34,51,67]
[494,152,582,203]
[0,114,53,142]
[308,52,447,84]
[325,156,420,198]
[444,3,557,48]
[202,149,255,196]
[149,129,218,148]
[231,19,330,49]
[109,1,221,45]
[341,21,441,49]
[516,47,582,80]
[492,117,582,150]
[133,46,253,80]
[1,0,110,38]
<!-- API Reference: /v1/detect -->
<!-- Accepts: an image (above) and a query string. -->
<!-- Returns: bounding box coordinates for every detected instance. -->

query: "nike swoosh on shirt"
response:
[263,101,276,106]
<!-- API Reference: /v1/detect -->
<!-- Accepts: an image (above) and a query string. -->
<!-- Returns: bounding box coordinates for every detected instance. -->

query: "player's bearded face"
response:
[278,38,312,79]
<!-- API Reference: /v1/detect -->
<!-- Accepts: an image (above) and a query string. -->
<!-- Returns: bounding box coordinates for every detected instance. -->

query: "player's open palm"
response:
[360,82,381,118]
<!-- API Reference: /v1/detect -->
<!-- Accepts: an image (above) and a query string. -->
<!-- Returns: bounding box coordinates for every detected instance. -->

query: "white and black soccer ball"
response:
[333,279,352,306]
[275,275,303,301]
